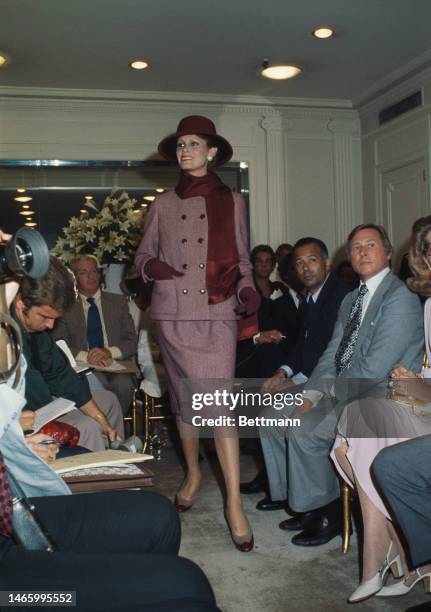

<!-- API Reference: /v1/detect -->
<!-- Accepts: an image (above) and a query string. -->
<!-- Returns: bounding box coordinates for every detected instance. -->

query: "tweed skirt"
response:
[156,320,237,416]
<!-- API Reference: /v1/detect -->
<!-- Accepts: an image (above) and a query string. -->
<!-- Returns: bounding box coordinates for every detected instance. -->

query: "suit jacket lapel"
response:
[76,300,87,349]
[100,293,112,346]
[355,272,394,349]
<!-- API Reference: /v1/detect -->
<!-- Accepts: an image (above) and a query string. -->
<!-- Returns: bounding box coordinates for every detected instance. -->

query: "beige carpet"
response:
[150,445,429,612]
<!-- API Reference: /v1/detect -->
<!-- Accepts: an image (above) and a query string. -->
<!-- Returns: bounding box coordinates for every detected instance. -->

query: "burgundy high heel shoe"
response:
[225,509,254,552]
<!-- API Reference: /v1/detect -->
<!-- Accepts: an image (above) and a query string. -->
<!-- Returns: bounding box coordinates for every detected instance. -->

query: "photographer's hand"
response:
[26,433,60,463]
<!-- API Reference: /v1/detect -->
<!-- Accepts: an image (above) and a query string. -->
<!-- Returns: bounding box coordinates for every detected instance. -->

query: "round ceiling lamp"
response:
[19,210,35,216]
[312,26,335,39]
[144,195,155,202]
[14,196,32,203]
[260,60,302,80]
[24,222,37,228]
[129,59,149,70]
[0,54,9,67]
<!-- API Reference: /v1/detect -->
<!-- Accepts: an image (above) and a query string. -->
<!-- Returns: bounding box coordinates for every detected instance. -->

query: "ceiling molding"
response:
[0,85,353,110]
[353,47,431,108]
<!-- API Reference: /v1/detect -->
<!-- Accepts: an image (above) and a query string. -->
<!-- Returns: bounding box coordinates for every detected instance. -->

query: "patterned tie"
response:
[86,297,104,349]
[334,284,368,375]
[0,450,13,538]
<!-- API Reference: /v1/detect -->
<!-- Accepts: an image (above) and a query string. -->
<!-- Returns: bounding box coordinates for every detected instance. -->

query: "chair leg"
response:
[142,393,153,454]
[342,481,351,554]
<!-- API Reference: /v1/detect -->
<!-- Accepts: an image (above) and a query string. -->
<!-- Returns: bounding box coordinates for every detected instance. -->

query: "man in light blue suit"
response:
[286,224,424,546]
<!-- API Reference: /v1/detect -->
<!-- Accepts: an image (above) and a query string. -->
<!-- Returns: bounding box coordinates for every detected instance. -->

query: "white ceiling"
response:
[1,0,431,106]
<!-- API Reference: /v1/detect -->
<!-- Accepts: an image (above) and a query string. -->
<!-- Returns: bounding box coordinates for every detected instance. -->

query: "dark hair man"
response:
[13,257,124,451]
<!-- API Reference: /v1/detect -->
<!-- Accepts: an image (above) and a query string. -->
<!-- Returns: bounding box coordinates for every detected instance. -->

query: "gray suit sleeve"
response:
[349,286,423,379]
[113,298,138,359]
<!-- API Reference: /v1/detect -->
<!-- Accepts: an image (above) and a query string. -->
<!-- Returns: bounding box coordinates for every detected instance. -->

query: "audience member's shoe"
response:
[240,471,267,495]
[349,542,404,602]
[174,493,195,513]
[279,511,315,531]
[376,568,431,598]
[256,496,287,511]
[291,498,343,546]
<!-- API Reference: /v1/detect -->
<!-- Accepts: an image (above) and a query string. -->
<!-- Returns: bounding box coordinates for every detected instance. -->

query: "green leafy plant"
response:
[52,188,145,264]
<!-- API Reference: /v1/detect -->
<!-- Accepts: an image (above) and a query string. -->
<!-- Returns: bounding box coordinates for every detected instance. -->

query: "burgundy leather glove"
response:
[144,258,183,280]
[234,287,261,316]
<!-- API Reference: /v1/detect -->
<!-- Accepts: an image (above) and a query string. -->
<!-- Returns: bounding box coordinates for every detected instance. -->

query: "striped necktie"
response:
[0,450,13,538]
[334,284,368,375]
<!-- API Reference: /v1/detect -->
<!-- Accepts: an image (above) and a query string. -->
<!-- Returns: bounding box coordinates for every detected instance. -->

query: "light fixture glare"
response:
[129,60,149,70]
[312,27,335,39]
[14,196,33,203]
[0,54,8,67]
[155,188,164,193]
[24,222,37,227]
[260,62,302,80]
[17,188,26,193]
[19,210,35,216]
[144,195,155,202]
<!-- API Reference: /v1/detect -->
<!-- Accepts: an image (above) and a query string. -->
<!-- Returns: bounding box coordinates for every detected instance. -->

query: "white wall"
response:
[0,89,363,256]
[360,67,431,225]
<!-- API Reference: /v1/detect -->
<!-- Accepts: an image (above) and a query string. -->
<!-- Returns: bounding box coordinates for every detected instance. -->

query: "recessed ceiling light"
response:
[312,26,335,39]
[239,161,248,169]
[80,209,88,214]
[17,188,26,193]
[129,59,149,70]
[22,204,30,209]
[260,60,302,80]
[84,195,93,200]
[19,210,34,216]
[144,195,155,202]
[0,54,9,67]
[155,188,164,193]
[24,222,37,227]
[14,196,32,203]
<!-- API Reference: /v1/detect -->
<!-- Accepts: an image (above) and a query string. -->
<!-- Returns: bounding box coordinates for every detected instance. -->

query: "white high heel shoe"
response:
[376,568,431,597]
[348,542,403,603]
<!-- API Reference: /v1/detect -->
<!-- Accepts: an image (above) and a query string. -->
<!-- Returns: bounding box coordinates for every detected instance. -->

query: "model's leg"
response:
[176,416,201,503]
[214,428,250,538]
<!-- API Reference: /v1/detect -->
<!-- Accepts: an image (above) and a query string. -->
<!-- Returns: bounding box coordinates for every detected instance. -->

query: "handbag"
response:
[39,420,80,447]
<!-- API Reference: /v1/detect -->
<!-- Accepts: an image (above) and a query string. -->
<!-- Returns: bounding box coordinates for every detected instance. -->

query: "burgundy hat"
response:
[157,115,233,167]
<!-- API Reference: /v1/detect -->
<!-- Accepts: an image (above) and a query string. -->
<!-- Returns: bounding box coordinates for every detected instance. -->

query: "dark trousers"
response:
[0,490,219,612]
[373,435,431,568]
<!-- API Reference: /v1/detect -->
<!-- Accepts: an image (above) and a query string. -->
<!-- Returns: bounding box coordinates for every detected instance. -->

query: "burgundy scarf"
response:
[175,171,241,305]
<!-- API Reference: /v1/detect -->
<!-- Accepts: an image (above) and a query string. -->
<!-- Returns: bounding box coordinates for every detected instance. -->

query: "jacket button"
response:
[199,288,206,294]
[200,214,205,219]
[198,238,204,243]
[199,263,205,269]
[183,289,188,294]
[181,214,187,220]
[182,238,187,244]
[182,264,188,270]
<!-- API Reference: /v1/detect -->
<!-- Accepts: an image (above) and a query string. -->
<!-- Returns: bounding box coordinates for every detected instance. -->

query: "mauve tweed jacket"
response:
[135,189,254,321]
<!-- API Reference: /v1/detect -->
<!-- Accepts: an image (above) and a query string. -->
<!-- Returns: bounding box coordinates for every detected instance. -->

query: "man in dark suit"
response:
[249,238,349,509]
[236,244,301,379]
[53,255,138,415]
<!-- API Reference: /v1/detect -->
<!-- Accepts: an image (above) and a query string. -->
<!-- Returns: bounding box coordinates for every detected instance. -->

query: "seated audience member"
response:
[278,225,423,547]
[236,244,301,379]
[373,436,431,598]
[278,251,304,308]
[13,257,124,451]
[398,215,431,283]
[0,255,220,612]
[330,220,431,602]
[275,242,293,284]
[53,255,138,416]
[335,259,359,288]
[247,237,350,510]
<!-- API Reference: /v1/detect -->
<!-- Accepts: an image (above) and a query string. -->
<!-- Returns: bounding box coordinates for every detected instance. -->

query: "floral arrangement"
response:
[52,188,146,265]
